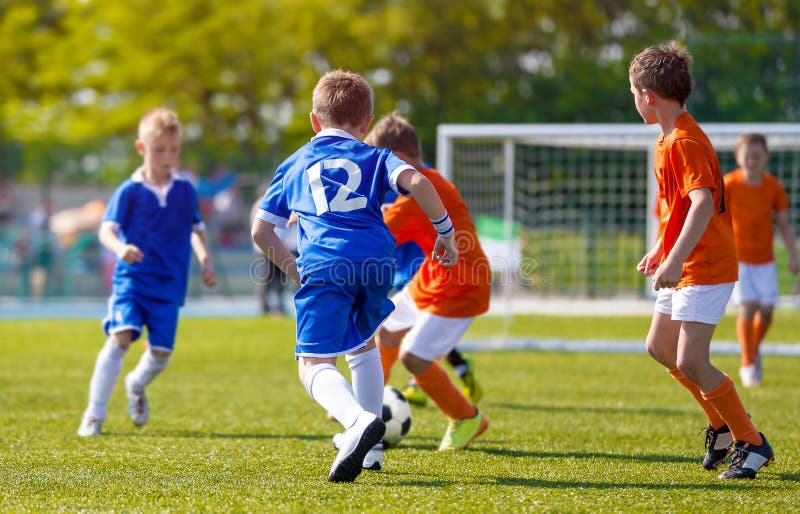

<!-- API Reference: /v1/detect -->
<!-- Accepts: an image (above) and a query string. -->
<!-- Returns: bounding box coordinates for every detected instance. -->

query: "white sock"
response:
[304,363,363,429]
[127,348,170,391]
[85,340,127,419]
[346,347,384,417]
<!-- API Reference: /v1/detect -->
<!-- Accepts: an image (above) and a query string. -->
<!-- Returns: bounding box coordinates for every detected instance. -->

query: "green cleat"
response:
[438,408,488,451]
[402,382,428,406]
[459,357,483,403]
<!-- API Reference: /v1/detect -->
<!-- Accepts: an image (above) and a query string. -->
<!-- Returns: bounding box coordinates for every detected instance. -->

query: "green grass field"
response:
[2,314,800,512]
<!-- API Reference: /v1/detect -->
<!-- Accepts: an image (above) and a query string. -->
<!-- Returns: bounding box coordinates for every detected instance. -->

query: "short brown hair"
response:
[364,112,422,160]
[736,133,769,154]
[629,41,694,107]
[312,69,373,128]
[138,107,181,141]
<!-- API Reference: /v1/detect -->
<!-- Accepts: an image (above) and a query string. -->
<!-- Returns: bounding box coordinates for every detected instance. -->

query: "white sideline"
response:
[459,338,800,356]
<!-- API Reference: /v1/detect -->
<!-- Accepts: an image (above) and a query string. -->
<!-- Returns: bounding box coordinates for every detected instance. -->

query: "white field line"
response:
[460,338,800,356]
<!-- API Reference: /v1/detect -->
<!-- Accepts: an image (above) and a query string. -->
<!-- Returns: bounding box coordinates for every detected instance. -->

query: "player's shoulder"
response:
[723,168,742,185]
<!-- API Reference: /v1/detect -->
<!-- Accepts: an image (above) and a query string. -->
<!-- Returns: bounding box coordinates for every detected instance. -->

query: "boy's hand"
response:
[117,244,144,264]
[636,244,663,277]
[433,234,458,268]
[652,259,682,290]
[201,260,217,287]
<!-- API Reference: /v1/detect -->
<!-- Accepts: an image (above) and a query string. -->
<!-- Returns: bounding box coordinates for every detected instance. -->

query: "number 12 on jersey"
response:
[306,159,368,215]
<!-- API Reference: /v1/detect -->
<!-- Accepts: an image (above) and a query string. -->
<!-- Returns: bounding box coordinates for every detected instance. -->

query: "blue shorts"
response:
[294,261,395,358]
[102,293,181,352]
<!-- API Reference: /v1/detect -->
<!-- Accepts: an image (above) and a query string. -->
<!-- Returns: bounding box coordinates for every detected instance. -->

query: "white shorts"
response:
[655,283,735,325]
[382,287,474,361]
[731,262,778,306]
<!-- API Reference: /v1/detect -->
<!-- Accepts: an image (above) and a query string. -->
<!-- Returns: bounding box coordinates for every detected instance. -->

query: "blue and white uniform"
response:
[257,128,414,357]
[102,168,204,352]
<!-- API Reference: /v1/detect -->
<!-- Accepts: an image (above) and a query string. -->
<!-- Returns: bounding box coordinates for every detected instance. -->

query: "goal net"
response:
[437,123,800,306]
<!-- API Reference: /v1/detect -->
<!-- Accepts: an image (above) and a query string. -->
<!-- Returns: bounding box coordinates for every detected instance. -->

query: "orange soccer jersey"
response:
[723,168,789,264]
[383,167,491,318]
[654,113,738,287]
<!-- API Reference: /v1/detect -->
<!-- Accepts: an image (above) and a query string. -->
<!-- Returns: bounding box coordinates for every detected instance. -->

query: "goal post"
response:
[437,122,800,316]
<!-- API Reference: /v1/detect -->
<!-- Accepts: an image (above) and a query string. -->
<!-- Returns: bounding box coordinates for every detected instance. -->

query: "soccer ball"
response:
[381,386,412,447]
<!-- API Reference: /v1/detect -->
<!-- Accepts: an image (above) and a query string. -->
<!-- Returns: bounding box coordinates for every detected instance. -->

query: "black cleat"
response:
[718,433,774,479]
[702,423,733,470]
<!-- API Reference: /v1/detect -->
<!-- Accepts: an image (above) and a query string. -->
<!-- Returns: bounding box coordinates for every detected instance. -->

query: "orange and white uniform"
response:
[383,167,491,317]
[654,113,738,289]
[723,169,789,265]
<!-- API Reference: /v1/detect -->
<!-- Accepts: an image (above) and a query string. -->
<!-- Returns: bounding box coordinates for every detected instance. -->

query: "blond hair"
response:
[629,41,694,107]
[736,133,768,154]
[312,70,373,128]
[364,112,422,161]
[138,107,182,142]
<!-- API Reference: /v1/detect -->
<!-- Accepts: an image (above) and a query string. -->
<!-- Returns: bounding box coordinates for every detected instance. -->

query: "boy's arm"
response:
[191,229,217,287]
[653,187,713,289]
[252,217,300,285]
[396,169,458,267]
[776,210,800,274]
[98,223,143,264]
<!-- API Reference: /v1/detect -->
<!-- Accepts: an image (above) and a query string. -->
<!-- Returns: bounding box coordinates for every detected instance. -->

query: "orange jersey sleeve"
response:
[724,169,789,264]
[383,168,491,317]
[654,113,738,287]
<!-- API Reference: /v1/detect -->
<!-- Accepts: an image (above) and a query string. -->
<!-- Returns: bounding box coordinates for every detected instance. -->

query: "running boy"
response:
[631,42,774,479]
[724,133,799,387]
[365,113,491,451]
[78,108,217,437]
[251,70,458,482]
[383,190,483,407]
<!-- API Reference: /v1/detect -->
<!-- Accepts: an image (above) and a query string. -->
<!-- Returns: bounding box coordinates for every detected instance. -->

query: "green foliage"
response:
[1,1,799,183]
[2,316,800,512]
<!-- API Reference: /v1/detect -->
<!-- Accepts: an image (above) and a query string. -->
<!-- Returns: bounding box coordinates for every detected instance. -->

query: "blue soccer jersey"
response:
[103,169,204,304]
[257,128,413,276]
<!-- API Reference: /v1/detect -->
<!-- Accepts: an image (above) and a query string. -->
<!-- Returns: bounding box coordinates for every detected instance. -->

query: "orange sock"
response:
[736,317,757,366]
[702,375,762,446]
[377,343,399,385]
[414,362,476,420]
[668,368,725,429]
[753,311,771,350]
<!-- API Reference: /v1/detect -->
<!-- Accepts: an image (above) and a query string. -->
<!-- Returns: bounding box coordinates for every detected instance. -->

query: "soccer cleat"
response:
[438,408,488,451]
[718,433,774,479]
[125,373,149,427]
[328,412,385,482]
[459,357,483,403]
[739,364,761,388]
[333,432,384,470]
[402,382,428,406]
[701,423,733,470]
[77,414,103,437]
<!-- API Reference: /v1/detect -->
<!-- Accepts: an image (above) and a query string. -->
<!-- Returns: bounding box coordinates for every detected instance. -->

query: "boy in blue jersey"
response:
[252,70,458,482]
[78,108,217,437]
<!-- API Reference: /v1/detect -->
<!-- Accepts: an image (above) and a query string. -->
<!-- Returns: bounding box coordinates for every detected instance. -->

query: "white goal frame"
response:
[437,122,800,320]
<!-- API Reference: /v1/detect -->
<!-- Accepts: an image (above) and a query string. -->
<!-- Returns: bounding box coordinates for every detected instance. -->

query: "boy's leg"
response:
[300,357,384,482]
[79,333,132,436]
[345,341,384,418]
[446,347,482,403]
[648,291,731,468]
[736,303,760,386]
[124,301,179,427]
[125,346,170,427]
[375,326,408,384]
[345,341,385,471]
[399,313,487,450]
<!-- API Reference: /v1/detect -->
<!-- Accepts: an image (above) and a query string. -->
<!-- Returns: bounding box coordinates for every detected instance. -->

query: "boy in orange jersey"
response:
[365,113,491,451]
[631,42,774,479]
[724,133,799,387]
